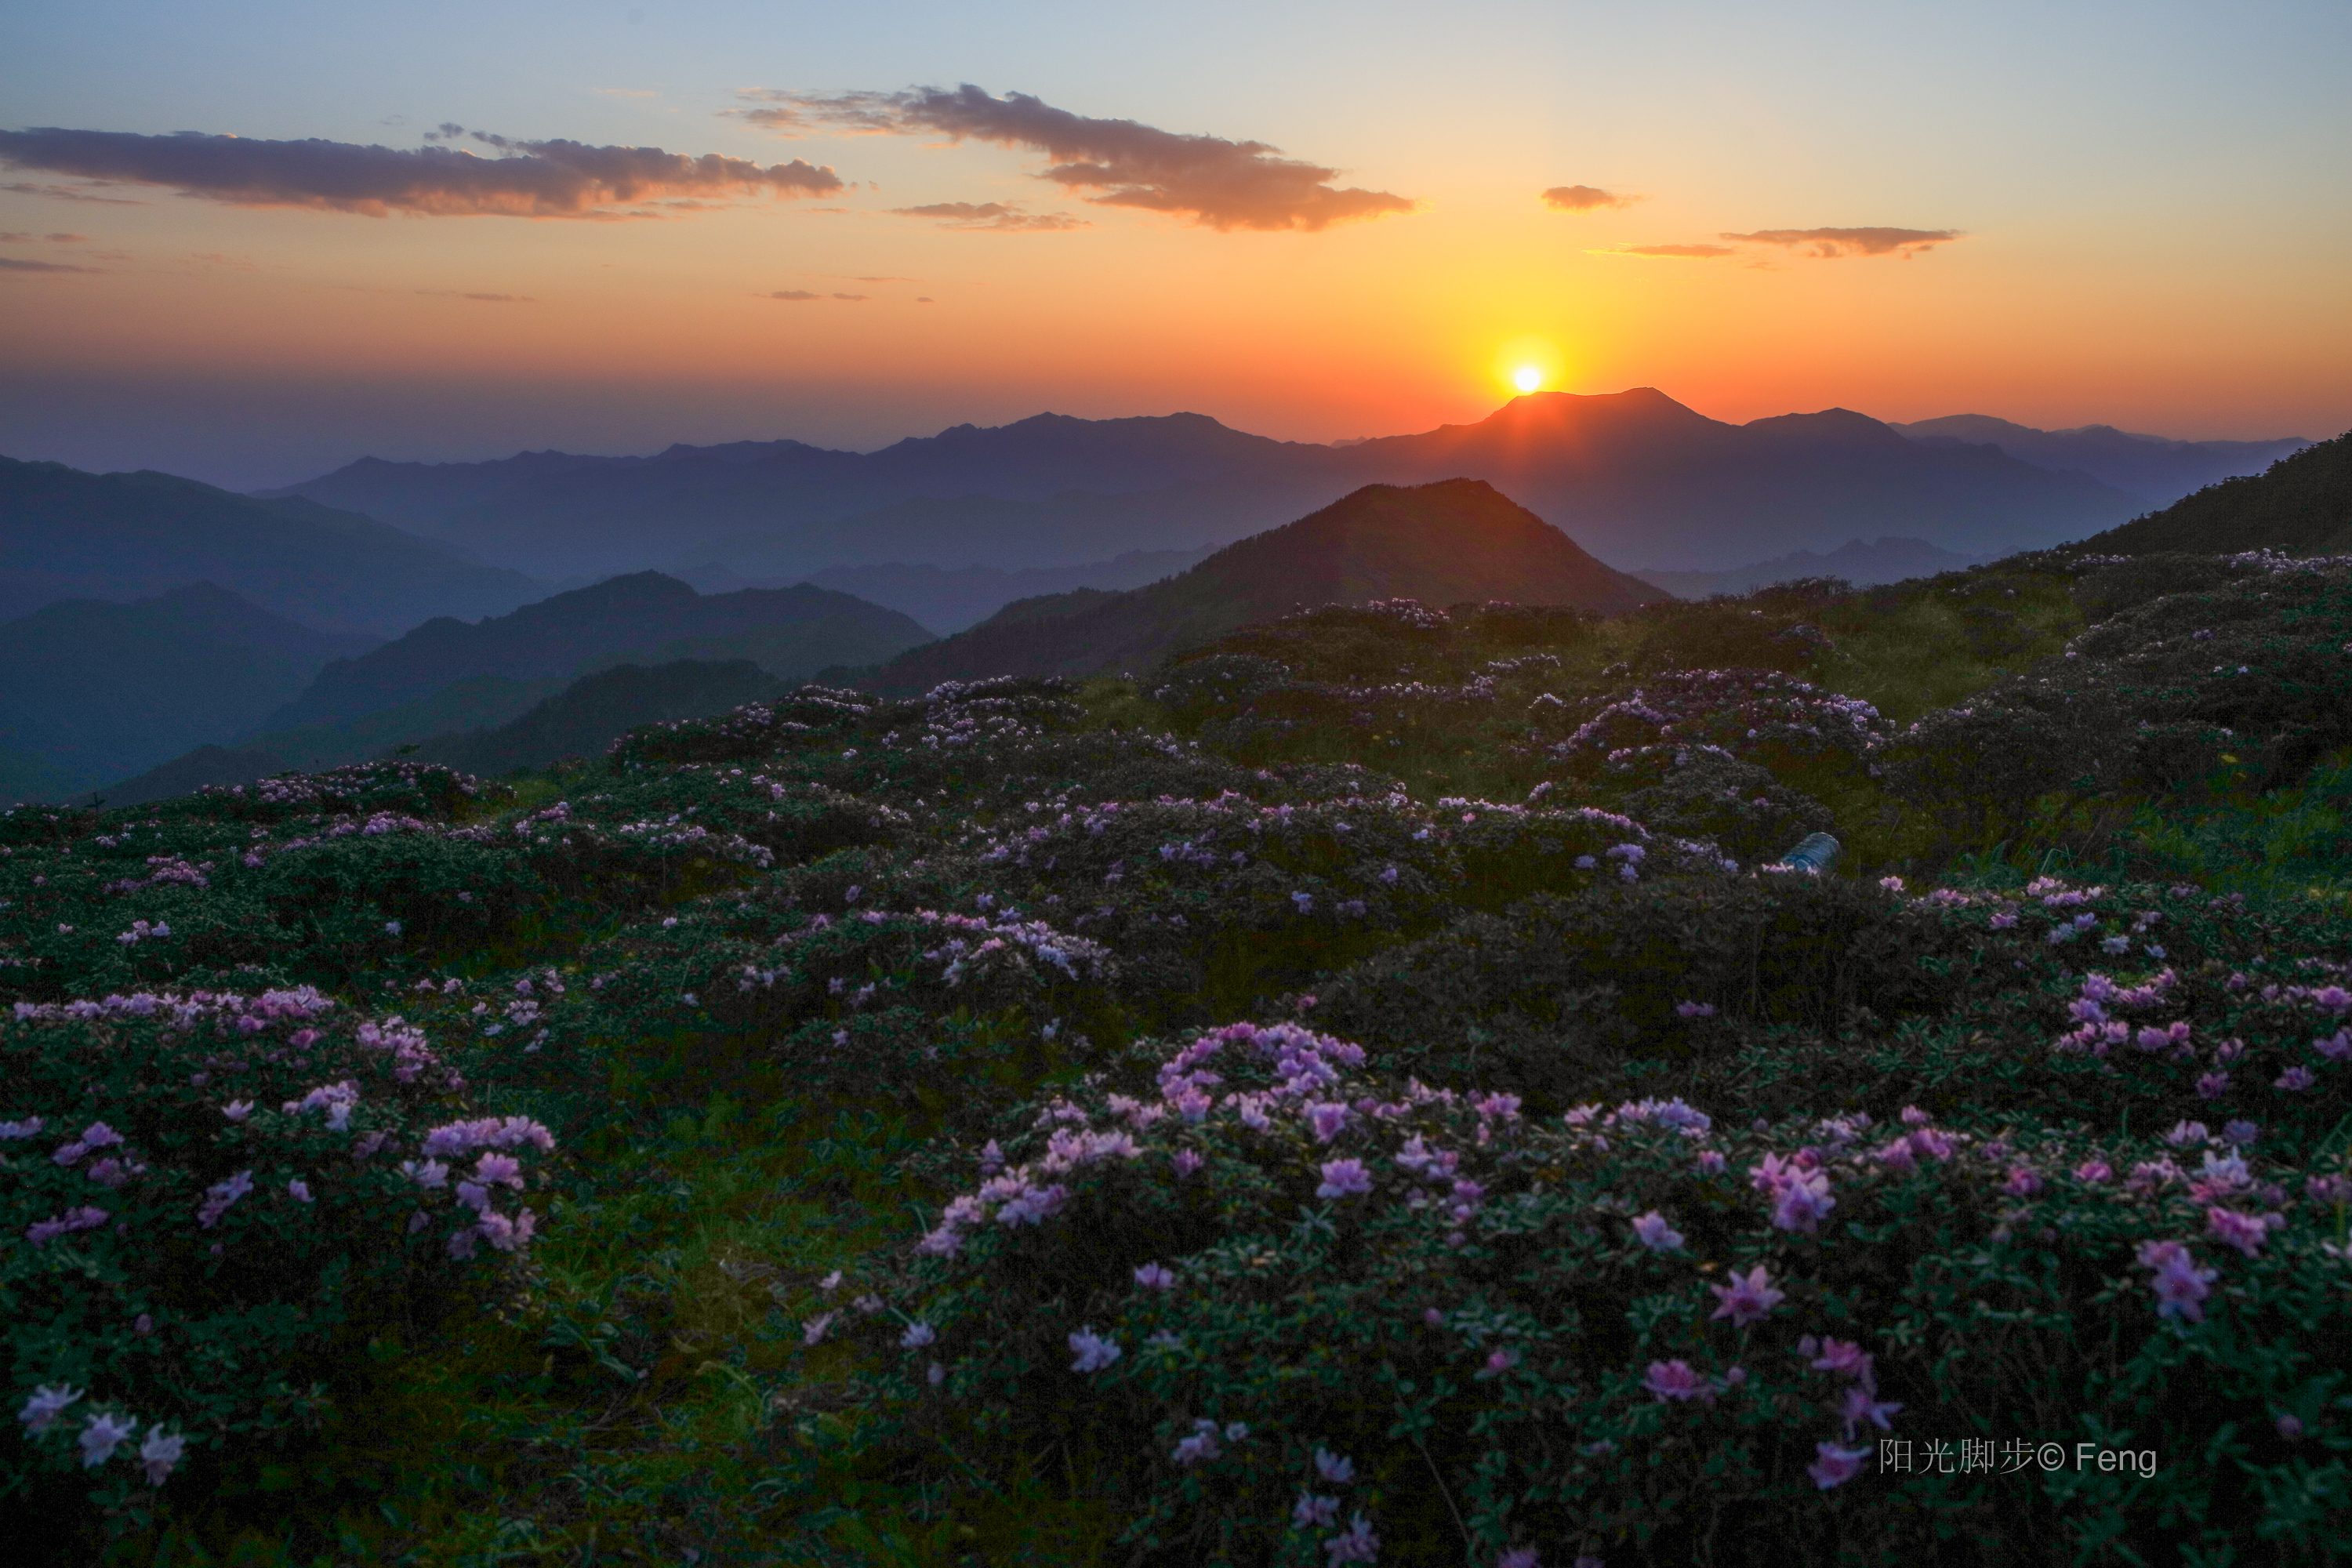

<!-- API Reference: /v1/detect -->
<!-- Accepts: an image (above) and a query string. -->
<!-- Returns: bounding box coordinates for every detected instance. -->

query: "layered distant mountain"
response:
[411,660,786,778]
[860,479,1669,693]
[2065,431,2351,557]
[1634,537,1998,600]
[265,571,931,731]
[90,661,783,807]
[673,548,1217,634]
[0,583,379,799]
[1,454,542,634]
[266,392,2153,580]
[1890,416,2311,507]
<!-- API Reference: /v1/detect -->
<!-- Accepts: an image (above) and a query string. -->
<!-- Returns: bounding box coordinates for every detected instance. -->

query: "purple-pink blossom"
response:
[2205,1206,2279,1257]
[1294,1493,1341,1529]
[1708,1265,1784,1327]
[1808,1442,1871,1490]
[2136,1240,2216,1323]
[1316,1158,1373,1200]
[1771,1171,1836,1234]
[1810,1339,1873,1380]
[1631,1211,1684,1251]
[1173,1419,1223,1465]
[18,1385,81,1434]
[1323,1512,1380,1565]
[26,1206,109,1246]
[1642,1359,1708,1402]
[1133,1262,1176,1290]
[1316,1447,1356,1483]
[140,1427,185,1484]
[1068,1327,1122,1373]
[78,1410,137,1468]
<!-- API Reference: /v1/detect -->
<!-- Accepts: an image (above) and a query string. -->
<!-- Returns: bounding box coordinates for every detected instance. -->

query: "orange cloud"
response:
[889,200,1087,232]
[1719,226,1963,258]
[1591,242,1735,259]
[0,180,146,204]
[742,84,1414,232]
[0,125,843,218]
[0,256,102,273]
[1541,184,1639,212]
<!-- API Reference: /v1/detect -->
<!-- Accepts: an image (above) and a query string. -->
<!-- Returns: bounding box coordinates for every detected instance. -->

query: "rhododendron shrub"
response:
[831,1021,2350,1564]
[2,989,551,1515]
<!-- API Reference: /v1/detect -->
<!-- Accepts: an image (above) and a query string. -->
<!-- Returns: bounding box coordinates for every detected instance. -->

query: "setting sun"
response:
[1512,366,1544,394]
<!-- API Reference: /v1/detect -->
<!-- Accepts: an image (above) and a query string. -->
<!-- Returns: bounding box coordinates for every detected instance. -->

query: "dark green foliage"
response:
[2,988,552,1542]
[2071,430,2352,557]
[6,547,2352,1565]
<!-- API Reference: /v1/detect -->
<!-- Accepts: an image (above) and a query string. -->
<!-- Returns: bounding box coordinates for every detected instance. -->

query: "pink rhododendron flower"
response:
[79,1410,136,1468]
[1811,1339,1873,1380]
[1294,1493,1341,1529]
[2136,1240,2215,1322]
[802,1312,837,1346]
[1171,1149,1206,1178]
[1315,1446,1356,1483]
[2205,1206,2279,1257]
[1840,1384,1904,1436]
[1632,1211,1684,1251]
[2074,1160,2114,1183]
[1642,1359,1707,1401]
[1709,1265,1784,1326]
[1067,1327,1122,1373]
[1323,1512,1380,1565]
[2003,1165,2042,1196]
[1173,1419,1222,1465]
[1133,1262,1176,1290]
[900,1321,935,1348]
[19,1385,81,1434]
[1316,1158,1373,1199]
[1772,1172,1836,1233]
[1808,1442,1872,1489]
[139,1427,184,1485]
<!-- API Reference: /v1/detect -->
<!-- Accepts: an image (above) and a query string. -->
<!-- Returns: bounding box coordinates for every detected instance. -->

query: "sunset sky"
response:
[2,0,2347,489]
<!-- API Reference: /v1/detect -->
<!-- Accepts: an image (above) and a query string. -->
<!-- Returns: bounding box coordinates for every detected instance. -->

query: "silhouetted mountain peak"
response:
[863,478,1668,693]
[1744,408,1907,447]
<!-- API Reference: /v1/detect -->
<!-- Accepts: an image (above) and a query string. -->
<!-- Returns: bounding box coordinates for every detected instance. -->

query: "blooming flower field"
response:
[4,554,2351,1564]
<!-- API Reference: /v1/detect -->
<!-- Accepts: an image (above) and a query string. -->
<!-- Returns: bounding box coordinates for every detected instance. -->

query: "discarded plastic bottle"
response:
[1777,833,1841,873]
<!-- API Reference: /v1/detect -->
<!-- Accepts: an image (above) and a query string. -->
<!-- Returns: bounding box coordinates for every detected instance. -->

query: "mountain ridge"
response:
[0,454,543,635]
[260,392,2154,581]
[264,571,932,732]
[858,478,1669,693]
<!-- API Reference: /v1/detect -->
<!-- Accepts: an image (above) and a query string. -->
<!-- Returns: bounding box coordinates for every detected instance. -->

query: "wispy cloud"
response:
[1541,184,1640,213]
[417,289,533,302]
[0,255,101,273]
[889,200,1087,232]
[765,289,822,300]
[0,125,843,218]
[1719,226,1962,258]
[739,84,1414,232]
[0,180,146,204]
[1590,242,1734,259]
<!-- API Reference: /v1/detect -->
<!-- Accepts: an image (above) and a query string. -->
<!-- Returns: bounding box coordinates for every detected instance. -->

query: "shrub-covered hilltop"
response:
[6,546,2352,1566]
